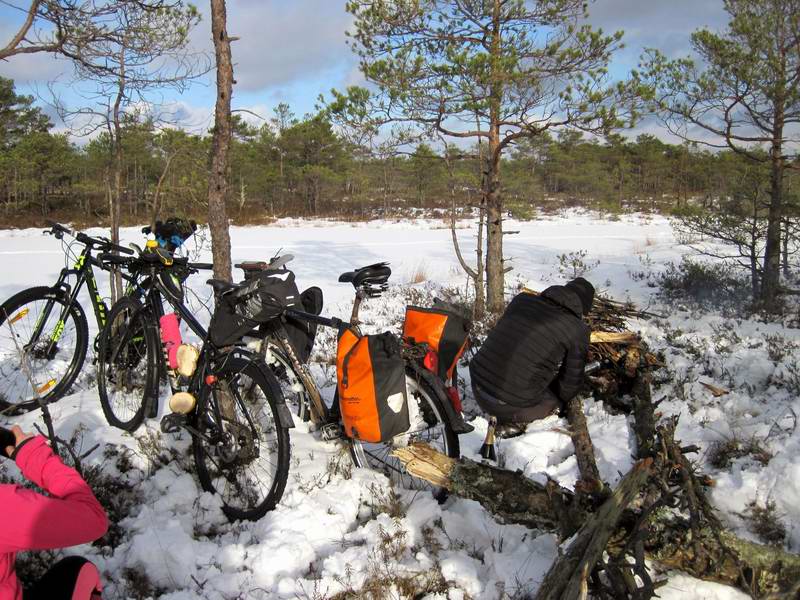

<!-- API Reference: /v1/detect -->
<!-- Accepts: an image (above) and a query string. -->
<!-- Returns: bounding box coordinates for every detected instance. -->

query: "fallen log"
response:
[392,443,578,535]
[392,444,800,598]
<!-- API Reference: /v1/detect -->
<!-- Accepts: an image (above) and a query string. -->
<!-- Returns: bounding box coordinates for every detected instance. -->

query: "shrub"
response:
[658,258,751,311]
[707,435,773,470]
[743,500,787,546]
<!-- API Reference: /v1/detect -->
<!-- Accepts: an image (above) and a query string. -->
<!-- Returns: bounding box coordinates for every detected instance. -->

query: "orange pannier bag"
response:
[336,328,410,443]
[402,302,470,382]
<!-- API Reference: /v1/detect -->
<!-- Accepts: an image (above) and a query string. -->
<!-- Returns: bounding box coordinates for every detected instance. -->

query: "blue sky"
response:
[0,0,728,138]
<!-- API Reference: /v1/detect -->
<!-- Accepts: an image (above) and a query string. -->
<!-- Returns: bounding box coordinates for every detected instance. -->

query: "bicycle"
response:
[249,260,473,492]
[0,223,136,414]
[96,248,293,521]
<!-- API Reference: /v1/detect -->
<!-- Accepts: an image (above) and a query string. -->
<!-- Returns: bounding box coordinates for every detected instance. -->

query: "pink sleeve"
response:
[0,436,108,553]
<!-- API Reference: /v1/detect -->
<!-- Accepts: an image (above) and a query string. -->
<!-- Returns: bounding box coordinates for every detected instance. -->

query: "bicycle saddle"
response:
[338,262,391,288]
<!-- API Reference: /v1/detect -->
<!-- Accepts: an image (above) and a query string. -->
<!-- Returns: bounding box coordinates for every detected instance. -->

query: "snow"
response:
[0,210,797,599]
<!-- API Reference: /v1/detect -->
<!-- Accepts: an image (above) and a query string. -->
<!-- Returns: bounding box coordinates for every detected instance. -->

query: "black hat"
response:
[565,277,595,316]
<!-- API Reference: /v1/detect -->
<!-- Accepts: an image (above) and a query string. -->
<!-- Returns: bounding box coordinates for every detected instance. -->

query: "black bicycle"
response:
[96,248,293,521]
[247,260,473,492]
[0,223,136,413]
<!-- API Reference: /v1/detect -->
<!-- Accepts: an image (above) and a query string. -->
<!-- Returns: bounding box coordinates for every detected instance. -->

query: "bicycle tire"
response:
[0,286,88,414]
[193,355,291,521]
[97,296,159,431]
[349,367,459,492]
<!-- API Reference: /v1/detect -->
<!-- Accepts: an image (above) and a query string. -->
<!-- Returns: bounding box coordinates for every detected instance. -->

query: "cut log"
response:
[533,459,653,600]
[590,331,639,345]
[700,381,729,397]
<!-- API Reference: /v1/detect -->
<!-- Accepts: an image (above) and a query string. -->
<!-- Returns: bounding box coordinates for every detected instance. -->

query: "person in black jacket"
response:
[469,277,595,427]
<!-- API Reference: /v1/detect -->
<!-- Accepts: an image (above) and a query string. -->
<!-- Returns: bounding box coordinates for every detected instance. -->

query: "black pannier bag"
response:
[283,286,323,363]
[208,272,298,347]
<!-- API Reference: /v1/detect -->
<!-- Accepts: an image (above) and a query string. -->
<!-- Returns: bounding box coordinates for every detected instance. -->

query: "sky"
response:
[0,0,730,140]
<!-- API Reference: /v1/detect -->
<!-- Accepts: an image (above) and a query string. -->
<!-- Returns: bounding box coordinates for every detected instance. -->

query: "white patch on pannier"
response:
[387,392,405,414]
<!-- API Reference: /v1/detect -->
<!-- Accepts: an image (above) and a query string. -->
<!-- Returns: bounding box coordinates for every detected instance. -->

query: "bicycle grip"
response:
[97,253,133,266]
[0,427,16,458]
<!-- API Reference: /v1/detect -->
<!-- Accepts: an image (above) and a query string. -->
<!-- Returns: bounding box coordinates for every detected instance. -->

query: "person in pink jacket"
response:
[0,426,108,600]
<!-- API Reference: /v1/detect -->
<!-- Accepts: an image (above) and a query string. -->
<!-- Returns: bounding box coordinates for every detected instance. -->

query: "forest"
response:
[2,76,796,226]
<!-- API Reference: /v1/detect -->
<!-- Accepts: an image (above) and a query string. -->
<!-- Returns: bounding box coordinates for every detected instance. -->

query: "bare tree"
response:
[207,0,234,281]
[51,1,203,300]
[1,0,186,63]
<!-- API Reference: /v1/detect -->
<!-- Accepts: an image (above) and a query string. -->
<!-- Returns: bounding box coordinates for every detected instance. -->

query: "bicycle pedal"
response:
[160,413,186,434]
[320,422,344,442]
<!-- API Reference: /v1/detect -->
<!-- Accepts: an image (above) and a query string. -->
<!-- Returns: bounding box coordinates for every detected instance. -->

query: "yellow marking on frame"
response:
[9,308,29,324]
[36,379,56,394]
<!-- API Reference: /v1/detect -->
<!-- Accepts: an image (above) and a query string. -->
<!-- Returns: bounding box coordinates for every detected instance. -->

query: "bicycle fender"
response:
[406,362,474,435]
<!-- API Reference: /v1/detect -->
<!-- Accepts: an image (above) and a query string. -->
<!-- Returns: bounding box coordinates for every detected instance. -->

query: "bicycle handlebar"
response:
[44,222,133,255]
[97,253,135,266]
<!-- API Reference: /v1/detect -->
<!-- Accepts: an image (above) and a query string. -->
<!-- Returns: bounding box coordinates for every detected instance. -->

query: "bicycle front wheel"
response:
[0,286,88,413]
[349,369,459,492]
[97,297,159,431]
[193,356,291,521]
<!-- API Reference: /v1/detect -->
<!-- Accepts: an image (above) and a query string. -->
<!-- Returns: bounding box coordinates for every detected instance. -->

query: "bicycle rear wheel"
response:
[0,286,88,414]
[97,297,159,431]
[349,369,459,492]
[193,355,290,521]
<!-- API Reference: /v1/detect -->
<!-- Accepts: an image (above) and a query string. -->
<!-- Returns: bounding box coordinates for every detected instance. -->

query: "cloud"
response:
[188,0,355,93]
[586,0,729,69]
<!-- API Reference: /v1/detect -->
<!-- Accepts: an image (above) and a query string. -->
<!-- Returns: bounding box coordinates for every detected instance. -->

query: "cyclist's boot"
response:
[479,416,498,461]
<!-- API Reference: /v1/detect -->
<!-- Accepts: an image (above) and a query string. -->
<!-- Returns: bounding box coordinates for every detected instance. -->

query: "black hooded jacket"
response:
[469,286,590,408]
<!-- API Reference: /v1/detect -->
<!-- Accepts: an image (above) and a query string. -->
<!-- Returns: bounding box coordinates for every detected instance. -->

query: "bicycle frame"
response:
[134,268,295,445]
[264,288,365,428]
[30,245,139,354]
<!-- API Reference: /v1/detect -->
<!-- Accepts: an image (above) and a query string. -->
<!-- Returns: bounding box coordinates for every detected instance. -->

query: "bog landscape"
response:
[0,1,798,599]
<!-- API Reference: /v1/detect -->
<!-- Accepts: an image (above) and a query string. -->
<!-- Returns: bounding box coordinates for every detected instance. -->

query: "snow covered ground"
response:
[0,211,797,599]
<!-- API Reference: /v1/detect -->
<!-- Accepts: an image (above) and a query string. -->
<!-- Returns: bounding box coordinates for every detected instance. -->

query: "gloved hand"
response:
[0,425,33,458]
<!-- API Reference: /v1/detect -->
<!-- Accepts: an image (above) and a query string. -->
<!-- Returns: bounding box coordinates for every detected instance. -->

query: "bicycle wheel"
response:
[349,369,459,491]
[0,286,88,414]
[97,297,159,431]
[193,355,290,521]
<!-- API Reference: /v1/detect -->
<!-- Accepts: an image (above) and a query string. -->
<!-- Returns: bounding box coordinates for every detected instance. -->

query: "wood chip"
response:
[700,381,729,397]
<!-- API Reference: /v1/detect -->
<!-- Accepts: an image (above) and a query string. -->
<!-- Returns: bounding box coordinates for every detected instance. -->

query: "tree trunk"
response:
[207,0,234,282]
[484,0,505,314]
[782,217,791,278]
[485,139,504,313]
[760,114,785,309]
[109,64,126,303]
